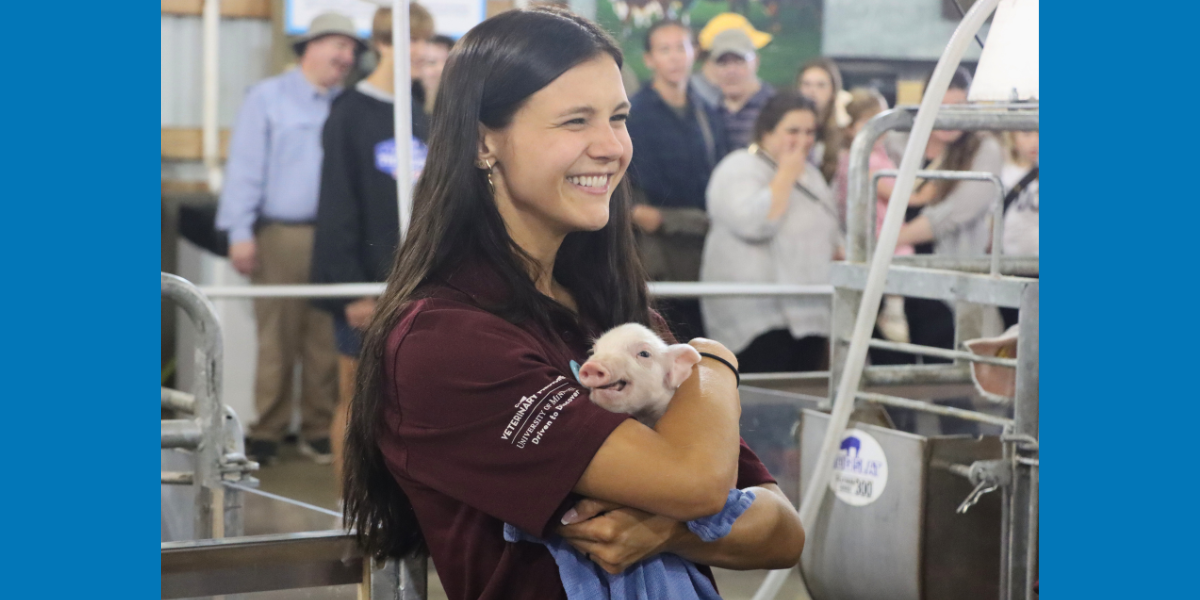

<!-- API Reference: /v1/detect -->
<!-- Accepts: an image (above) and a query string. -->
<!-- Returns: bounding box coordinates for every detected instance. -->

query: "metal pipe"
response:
[223,481,342,518]
[649,282,833,298]
[163,273,225,539]
[162,419,203,448]
[930,459,973,479]
[892,255,1038,276]
[845,105,1038,264]
[856,392,1014,427]
[831,262,1034,308]
[393,0,414,240]
[740,371,829,383]
[195,282,835,299]
[737,364,974,386]
[755,3,1004,598]
[199,282,385,298]
[990,174,1004,276]
[399,553,428,600]
[202,0,222,193]
[860,338,1019,367]
[1006,281,1039,599]
[862,363,972,385]
[162,387,196,413]
[1025,460,1039,600]
[869,169,1004,264]
[161,530,367,598]
[162,471,196,485]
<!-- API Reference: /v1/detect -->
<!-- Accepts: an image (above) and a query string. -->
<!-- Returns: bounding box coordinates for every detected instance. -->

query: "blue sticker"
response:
[374,139,397,178]
[375,137,429,181]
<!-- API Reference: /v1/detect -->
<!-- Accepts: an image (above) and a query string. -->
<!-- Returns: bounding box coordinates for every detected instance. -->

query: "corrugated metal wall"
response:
[161,15,274,129]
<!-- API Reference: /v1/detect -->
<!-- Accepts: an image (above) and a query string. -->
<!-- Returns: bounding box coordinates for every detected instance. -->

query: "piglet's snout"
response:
[577,361,612,389]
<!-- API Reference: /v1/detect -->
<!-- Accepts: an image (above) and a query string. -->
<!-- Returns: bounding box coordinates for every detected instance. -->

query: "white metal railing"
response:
[197,282,836,299]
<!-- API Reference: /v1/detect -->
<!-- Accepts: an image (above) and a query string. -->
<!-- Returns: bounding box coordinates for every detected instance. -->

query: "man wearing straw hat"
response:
[694,13,775,149]
[216,12,366,466]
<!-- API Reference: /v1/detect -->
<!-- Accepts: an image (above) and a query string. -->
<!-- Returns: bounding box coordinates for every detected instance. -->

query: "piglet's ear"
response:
[664,344,702,389]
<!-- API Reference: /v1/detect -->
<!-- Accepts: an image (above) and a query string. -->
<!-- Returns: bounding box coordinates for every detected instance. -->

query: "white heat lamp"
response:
[968,0,1039,102]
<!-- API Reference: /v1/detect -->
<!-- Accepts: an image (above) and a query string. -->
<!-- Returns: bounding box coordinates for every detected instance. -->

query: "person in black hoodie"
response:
[310,3,433,487]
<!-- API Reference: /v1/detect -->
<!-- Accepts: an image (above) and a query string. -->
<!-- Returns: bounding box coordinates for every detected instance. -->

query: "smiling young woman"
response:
[341,7,803,600]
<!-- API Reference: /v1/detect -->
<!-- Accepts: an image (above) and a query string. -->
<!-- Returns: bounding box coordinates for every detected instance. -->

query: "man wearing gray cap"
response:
[709,28,775,149]
[216,12,365,465]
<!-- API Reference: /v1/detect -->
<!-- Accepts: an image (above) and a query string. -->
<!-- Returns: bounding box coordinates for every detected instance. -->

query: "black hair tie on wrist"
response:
[698,352,740,387]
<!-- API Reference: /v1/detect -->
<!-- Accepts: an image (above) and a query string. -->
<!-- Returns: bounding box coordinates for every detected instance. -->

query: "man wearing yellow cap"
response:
[691,14,775,148]
[691,13,773,111]
[706,25,775,149]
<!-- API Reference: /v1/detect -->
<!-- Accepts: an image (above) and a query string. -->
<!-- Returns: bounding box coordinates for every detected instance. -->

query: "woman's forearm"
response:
[575,347,742,521]
[767,169,798,221]
[897,215,935,247]
[653,354,743,508]
[668,484,805,570]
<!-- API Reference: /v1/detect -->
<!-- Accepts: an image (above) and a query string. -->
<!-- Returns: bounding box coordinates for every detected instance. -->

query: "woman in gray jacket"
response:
[701,94,841,373]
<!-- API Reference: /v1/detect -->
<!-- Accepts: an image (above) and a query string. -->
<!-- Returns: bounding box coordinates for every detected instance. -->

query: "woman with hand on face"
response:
[701,93,842,373]
[341,9,804,600]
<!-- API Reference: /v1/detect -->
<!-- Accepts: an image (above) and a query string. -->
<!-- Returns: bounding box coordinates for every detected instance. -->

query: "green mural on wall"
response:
[594,0,823,88]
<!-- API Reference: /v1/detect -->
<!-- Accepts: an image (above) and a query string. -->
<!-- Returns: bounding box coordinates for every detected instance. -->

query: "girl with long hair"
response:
[795,57,845,184]
[895,68,1004,265]
[887,68,1004,434]
[341,8,803,600]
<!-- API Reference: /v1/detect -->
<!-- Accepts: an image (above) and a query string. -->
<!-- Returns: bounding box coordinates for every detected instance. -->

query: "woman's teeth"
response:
[568,175,608,189]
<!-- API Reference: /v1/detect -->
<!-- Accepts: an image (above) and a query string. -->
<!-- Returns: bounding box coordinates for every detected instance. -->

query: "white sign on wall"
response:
[285,0,486,40]
[829,428,889,507]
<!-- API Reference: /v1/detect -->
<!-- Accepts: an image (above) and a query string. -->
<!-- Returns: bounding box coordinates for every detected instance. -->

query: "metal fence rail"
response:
[162,272,426,599]
[831,102,1040,600]
[196,281,837,299]
[163,272,236,539]
[856,391,1014,427]
[870,168,1006,275]
[863,338,1019,368]
[845,105,1038,264]
[161,530,426,600]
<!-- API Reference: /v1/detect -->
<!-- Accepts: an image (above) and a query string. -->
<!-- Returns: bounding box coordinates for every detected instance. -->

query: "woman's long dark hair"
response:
[925,67,984,201]
[343,6,651,560]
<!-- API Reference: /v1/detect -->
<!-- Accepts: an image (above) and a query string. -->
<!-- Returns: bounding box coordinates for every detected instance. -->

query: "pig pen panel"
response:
[800,410,926,600]
[798,410,1004,600]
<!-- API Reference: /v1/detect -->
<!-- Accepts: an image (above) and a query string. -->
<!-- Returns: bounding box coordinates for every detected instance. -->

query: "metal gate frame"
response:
[829,105,1039,600]
[161,272,428,599]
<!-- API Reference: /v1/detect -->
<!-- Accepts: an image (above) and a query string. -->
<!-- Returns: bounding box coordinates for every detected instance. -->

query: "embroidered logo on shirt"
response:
[501,376,581,449]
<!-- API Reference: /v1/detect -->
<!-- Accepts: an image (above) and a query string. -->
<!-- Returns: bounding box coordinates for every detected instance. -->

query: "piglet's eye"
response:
[638,351,651,358]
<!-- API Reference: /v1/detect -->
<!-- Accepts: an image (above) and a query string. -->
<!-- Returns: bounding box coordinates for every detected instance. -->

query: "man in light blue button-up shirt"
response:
[215,12,364,465]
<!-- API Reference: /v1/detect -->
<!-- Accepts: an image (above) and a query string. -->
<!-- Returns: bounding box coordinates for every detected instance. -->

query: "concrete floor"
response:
[251,441,807,600]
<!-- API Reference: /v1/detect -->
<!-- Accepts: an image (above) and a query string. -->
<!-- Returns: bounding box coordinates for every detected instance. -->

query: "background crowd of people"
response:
[213,4,1040,466]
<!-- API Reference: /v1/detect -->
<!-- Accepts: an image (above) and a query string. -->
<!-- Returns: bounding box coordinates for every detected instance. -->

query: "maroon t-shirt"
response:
[378,260,777,600]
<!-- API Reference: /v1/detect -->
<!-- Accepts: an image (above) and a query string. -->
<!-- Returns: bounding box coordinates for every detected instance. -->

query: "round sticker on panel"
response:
[829,429,888,506]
